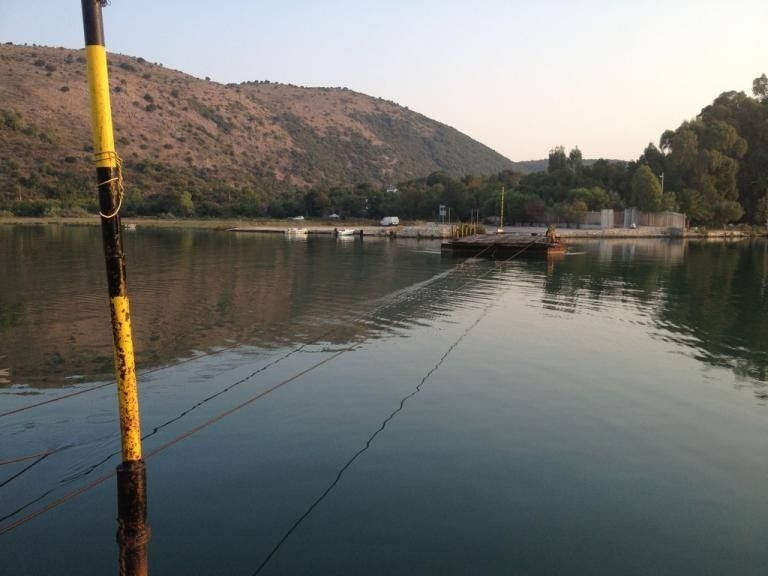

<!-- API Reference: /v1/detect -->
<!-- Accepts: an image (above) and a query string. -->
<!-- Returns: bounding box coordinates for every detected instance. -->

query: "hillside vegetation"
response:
[380,74,768,228]
[0,43,514,217]
[5,44,763,226]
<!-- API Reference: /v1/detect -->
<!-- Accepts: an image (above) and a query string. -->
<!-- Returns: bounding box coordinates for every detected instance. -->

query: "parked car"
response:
[380,216,400,226]
[291,215,305,221]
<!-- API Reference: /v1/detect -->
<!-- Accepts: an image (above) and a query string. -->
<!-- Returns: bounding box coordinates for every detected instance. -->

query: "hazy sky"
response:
[2,1,766,161]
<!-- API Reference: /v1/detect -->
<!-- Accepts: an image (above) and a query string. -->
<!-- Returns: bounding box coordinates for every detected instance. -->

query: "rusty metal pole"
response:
[117,461,150,576]
[81,0,143,464]
[81,3,150,574]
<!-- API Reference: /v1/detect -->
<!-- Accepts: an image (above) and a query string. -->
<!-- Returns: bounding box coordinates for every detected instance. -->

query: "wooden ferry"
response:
[441,234,566,259]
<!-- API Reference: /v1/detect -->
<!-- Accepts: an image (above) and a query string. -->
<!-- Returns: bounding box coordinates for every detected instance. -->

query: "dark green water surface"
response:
[1,225,767,574]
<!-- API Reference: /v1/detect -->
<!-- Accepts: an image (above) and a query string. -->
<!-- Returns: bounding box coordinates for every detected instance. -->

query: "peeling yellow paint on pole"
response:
[85,45,116,168]
[82,0,142,463]
[110,296,142,461]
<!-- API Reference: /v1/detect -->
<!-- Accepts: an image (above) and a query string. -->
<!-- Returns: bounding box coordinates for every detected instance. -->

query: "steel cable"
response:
[0,240,534,536]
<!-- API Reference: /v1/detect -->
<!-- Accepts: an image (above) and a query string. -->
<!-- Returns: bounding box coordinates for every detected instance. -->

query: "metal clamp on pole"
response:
[81,0,143,464]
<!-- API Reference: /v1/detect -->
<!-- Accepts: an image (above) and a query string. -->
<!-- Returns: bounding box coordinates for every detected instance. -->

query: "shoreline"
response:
[2,216,766,239]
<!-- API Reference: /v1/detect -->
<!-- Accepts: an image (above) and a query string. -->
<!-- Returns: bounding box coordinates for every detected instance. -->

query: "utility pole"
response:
[81,2,148,572]
[497,186,505,234]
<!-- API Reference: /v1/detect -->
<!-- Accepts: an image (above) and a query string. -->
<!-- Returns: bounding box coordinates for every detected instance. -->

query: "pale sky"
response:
[1,1,766,161]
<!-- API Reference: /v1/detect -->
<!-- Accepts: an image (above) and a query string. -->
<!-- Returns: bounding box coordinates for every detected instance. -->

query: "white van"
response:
[380,216,400,226]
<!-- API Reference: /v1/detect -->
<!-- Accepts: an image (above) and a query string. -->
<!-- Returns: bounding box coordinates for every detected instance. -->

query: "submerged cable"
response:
[0,449,60,467]
[0,383,113,419]
[60,344,337,485]
[252,303,491,575]
[2,243,491,495]
[0,243,492,420]
[251,241,537,573]
[0,241,512,535]
[0,350,346,536]
[0,453,51,490]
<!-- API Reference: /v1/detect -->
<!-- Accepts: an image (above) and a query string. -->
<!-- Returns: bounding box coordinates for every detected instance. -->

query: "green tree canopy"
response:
[753,73,768,101]
[630,165,663,211]
[548,146,567,173]
[568,147,583,173]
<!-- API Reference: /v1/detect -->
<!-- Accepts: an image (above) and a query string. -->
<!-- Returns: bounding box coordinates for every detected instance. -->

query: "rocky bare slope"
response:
[0,43,515,214]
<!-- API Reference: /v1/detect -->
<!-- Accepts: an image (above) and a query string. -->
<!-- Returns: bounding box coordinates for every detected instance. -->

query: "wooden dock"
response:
[441,234,566,258]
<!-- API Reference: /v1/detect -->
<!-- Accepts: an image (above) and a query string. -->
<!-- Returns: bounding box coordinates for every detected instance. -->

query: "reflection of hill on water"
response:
[1,227,475,389]
[539,239,768,400]
[4,227,767,400]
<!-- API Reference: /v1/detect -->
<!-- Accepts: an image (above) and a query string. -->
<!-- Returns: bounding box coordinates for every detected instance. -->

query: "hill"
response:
[0,43,515,216]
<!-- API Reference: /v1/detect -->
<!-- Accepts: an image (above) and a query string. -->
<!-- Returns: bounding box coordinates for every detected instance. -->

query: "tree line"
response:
[207,72,767,227]
[314,73,765,227]
[2,75,766,226]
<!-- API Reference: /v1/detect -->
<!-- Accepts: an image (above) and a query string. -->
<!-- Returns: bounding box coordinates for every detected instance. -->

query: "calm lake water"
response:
[1,224,767,575]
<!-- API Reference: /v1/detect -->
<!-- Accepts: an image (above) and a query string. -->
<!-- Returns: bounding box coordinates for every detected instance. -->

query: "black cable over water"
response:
[58,344,343,486]
[0,260,477,519]
[250,241,538,574]
[0,351,346,536]
[135,242,510,457]
[0,349,336,526]
[0,351,312,514]
[0,243,492,420]
[0,382,114,419]
[7,260,466,487]
[0,449,59,466]
[251,306,492,576]
[0,453,50,489]
[0,267,476,529]
[0,241,510,535]
[1,245,492,493]
[0,342,283,420]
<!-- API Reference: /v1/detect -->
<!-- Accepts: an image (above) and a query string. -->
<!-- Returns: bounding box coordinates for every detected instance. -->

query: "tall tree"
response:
[754,73,768,101]
[639,142,665,177]
[548,146,567,173]
[568,147,583,173]
[661,117,746,225]
[698,80,768,222]
[630,165,663,211]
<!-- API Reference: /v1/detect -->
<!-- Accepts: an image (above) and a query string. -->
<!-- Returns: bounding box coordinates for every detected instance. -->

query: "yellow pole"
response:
[81,0,142,463]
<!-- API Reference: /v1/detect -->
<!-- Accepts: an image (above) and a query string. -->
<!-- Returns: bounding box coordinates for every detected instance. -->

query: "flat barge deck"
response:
[441,234,566,258]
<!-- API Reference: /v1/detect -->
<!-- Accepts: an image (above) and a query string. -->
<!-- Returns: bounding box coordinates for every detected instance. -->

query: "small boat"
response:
[335,228,358,237]
[285,228,308,236]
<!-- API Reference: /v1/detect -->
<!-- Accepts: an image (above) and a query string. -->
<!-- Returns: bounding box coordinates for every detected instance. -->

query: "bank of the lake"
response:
[3,216,767,239]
